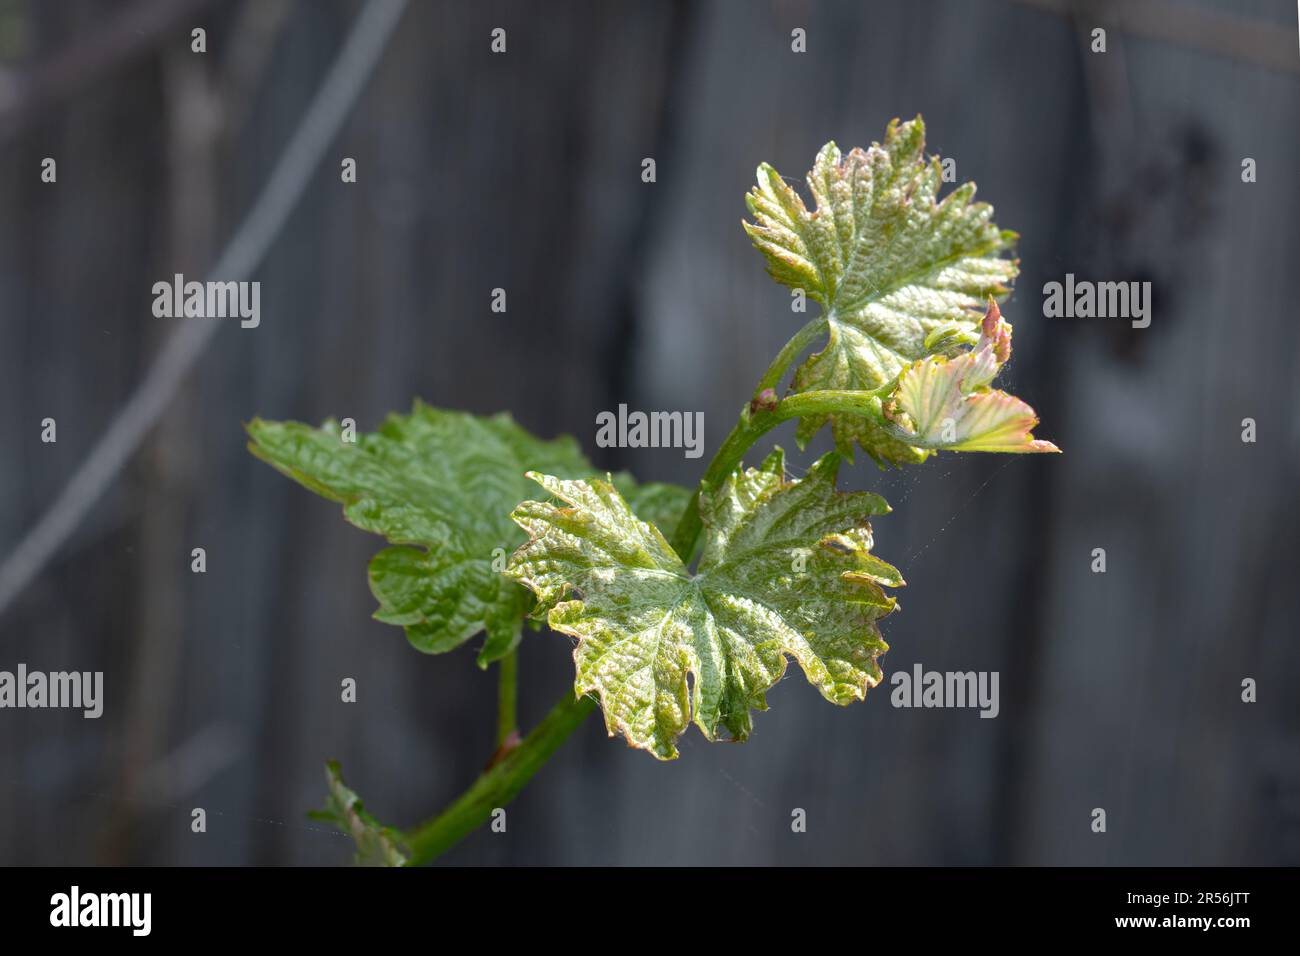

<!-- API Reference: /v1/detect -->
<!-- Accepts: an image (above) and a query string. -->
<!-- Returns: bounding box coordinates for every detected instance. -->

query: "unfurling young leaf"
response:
[743,116,1019,466]
[310,761,408,867]
[504,449,902,759]
[882,300,1060,453]
[246,404,594,666]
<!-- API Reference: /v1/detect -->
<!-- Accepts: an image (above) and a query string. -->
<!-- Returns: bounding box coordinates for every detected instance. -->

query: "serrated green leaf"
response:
[246,403,594,666]
[743,116,1018,466]
[883,300,1060,453]
[313,760,408,867]
[505,449,901,760]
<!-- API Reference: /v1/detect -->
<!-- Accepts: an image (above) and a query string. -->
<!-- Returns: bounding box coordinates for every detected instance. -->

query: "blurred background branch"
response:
[0,0,409,623]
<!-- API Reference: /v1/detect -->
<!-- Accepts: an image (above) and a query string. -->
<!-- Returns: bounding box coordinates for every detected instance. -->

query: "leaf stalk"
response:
[668,310,892,562]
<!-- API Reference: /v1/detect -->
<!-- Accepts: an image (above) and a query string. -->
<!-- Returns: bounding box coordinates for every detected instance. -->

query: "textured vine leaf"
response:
[883,301,1060,453]
[309,761,408,867]
[743,116,1019,466]
[505,449,902,759]
[617,478,695,536]
[246,403,594,666]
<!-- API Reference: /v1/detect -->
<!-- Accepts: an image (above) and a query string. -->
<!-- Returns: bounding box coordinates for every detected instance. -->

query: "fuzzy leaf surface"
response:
[617,478,695,541]
[505,449,901,759]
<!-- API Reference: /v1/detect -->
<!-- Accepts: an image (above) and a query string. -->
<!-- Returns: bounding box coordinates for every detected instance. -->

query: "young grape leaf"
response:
[883,300,1060,453]
[310,761,408,867]
[743,116,1019,466]
[505,449,902,759]
[246,404,594,666]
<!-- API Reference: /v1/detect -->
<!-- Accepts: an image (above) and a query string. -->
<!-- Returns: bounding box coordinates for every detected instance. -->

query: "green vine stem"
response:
[752,315,827,398]
[403,690,597,864]
[669,385,893,562]
[668,316,826,560]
